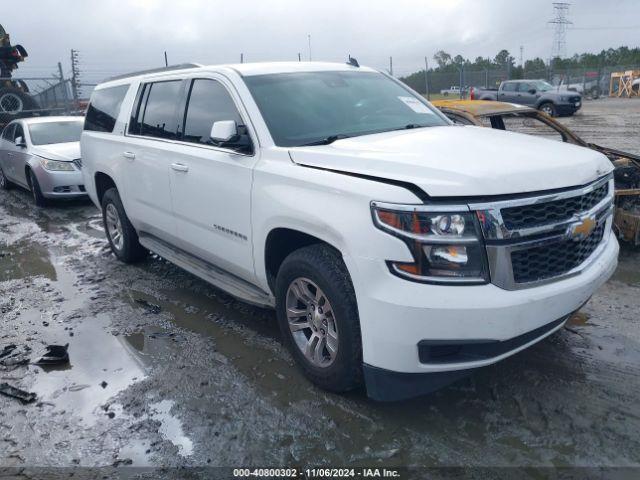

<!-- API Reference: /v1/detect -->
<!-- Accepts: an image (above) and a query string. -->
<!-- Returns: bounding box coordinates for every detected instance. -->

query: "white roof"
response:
[97,61,378,88]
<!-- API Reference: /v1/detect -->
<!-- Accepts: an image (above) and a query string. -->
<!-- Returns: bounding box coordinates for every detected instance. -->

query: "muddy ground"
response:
[1,98,639,477]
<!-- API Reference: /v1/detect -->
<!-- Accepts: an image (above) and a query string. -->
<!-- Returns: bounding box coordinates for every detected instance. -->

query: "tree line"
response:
[401,46,640,92]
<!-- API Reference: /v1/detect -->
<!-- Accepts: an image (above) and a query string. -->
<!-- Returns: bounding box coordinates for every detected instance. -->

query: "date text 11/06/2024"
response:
[233,468,401,478]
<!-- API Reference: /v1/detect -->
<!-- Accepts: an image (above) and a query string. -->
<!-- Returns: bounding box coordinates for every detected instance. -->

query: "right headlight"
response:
[371,202,489,284]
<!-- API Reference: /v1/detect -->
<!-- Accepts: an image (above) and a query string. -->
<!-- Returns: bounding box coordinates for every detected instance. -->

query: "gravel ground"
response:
[1,98,639,477]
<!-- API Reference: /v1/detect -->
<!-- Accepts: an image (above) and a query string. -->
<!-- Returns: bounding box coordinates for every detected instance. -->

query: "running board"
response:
[138,234,275,308]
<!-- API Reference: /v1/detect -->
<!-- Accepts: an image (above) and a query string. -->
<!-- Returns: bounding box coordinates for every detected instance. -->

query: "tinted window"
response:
[1,124,15,141]
[138,81,181,139]
[244,71,447,147]
[29,121,84,145]
[14,124,24,141]
[501,82,517,92]
[85,85,129,133]
[517,82,535,92]
[183,79,243,145]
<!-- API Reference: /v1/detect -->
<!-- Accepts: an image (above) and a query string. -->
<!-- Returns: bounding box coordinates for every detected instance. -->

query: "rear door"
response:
[125,79,184,243]
[166,75,259,282]
[498,82,519,103]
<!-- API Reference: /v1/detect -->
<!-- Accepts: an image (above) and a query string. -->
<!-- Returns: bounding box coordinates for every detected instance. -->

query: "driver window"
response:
[517,83,535,92]
[502,114,564,142]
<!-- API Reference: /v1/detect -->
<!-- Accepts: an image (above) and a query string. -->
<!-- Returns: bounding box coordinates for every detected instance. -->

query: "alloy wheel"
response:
[286,277,339,368]
[105,203,124,251]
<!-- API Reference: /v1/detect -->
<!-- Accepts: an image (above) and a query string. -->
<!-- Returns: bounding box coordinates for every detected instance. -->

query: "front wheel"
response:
[275,244,362,393]
[28,169,47,207]
[0,166,12,190]
[539,102,556,117]
[101,188,147,263]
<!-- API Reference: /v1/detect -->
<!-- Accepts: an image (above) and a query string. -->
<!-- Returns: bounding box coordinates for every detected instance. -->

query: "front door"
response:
[167,76,259,283]
[516,82,538,106]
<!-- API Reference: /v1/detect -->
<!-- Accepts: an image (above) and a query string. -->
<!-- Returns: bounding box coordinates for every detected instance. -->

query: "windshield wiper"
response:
[299,134,351,146]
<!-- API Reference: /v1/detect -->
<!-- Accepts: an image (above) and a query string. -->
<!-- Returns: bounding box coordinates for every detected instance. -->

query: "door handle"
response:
[122,151,136,160]
[171,163,189,172]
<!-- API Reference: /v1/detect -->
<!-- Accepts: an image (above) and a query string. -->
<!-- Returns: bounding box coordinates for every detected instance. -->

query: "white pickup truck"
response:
[440,85,461,96]
[81,61,618,401]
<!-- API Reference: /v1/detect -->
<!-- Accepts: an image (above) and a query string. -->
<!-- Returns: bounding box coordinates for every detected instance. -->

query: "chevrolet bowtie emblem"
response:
[570,215,597,241]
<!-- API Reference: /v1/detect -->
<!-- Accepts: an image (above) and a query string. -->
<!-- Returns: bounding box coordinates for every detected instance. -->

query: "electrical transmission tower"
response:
[548,3,572,61]
[70,49,81,101]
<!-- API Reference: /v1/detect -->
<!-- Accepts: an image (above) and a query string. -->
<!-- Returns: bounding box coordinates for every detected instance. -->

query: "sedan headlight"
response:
[371,202,489,284]
[39,158,75,171]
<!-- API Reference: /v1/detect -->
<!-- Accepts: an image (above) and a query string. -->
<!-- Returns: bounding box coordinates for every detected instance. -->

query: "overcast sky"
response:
[4,0,639,84]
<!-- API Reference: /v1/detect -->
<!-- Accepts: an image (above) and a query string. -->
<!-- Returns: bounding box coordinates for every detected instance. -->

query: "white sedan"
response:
[0,116,85,206]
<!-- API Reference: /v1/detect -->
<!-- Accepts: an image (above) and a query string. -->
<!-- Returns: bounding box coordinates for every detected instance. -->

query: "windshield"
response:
[533,80,555,92]
[244,71,449,147]
[28,121,83,145]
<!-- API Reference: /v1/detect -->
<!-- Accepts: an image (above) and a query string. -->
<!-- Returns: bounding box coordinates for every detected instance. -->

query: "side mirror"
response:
[210,120,238,143]
[528,88,537,95]
[14,136,26,148]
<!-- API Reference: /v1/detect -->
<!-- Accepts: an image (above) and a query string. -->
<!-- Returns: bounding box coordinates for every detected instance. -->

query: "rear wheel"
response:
[27,169,47,207]
[0,166,12,190]
[539,102,556,117]
[275,244,362,393]
[101,188,147,263]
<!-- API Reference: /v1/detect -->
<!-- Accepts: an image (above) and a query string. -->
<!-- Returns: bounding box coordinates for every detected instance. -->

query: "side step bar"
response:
[138,233,275,308]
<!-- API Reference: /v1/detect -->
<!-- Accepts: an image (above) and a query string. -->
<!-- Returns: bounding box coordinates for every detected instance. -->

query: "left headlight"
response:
[39,158,75,171]
[371,202,489,284]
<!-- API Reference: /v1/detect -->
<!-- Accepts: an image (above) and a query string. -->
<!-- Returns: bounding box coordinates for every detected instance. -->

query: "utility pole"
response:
[240,53,244,64]
[389,56,393,76]
[519,45,524,67]
[58,61,70,114]
[164,51,168,67]
[298,53,301,61]
[70,49,80,102]
[424,56,429,99]
[548,2,572,63]
[307,34,312,61]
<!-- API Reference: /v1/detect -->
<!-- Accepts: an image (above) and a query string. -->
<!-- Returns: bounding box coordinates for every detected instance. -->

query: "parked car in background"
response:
[82,62,618,401]
[0,116,85,206]
[440,85,461,96]
[433,99,640,245]
[470,79,582,116]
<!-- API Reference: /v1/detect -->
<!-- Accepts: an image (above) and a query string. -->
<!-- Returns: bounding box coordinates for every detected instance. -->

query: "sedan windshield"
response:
[28,121,83,145]
[244,71,449,147]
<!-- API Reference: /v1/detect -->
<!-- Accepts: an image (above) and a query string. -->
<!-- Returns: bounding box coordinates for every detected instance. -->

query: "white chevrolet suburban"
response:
[81,62,619,401]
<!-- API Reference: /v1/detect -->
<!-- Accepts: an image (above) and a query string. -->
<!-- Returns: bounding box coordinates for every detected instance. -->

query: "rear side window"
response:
[182,79,243,145]
[1,124,15,141]
[502,82,517,92]
[85,85,129,133]
[130,80,181,140]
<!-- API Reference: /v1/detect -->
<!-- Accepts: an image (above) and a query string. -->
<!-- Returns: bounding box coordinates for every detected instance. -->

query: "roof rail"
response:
[106,63,202,82]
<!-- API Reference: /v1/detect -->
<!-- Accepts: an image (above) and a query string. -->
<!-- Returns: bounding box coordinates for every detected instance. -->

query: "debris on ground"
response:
[0,382,36,404]
[33,344,69,366]
[134,299,162,314]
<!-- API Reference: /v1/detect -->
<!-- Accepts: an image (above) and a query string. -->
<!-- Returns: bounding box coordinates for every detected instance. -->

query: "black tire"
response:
[275,244,362,393]
[101,187,147,263]
[27,168,47,207]
[0,165,12,190]
[0,87,39,125]
[539,102,556,117]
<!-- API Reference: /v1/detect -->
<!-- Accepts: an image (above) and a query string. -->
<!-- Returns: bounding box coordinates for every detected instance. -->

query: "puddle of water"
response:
[0,240,56,281]
[149,400,194,457]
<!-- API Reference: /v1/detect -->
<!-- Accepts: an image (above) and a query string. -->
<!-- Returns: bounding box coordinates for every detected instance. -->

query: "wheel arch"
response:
[264,227,344,294]
[94,171,118,205]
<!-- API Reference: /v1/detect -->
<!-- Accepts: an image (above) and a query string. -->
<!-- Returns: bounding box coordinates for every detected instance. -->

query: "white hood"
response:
[289,126,613,197]
[31,142,80,162]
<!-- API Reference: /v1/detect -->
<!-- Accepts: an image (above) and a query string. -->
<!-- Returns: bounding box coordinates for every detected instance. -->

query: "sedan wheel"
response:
[286,277,339,368]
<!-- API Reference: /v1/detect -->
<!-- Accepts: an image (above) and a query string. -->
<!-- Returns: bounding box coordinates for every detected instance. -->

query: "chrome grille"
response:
[73,158,82,169]
[501,182,608,230]
[470,175,614,290]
